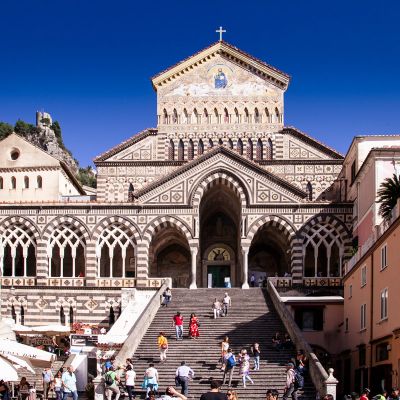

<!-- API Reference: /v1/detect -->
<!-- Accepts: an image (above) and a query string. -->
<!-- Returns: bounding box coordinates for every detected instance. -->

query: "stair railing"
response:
[114,282,169,366]
[267,279,338,399]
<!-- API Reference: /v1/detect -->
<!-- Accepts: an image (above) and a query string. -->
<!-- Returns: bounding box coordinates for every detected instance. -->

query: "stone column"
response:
[85,240,97,287]
[135,240,149,287]
[189,247,198,289]
[241,246,250,289]
[36,239,49,286]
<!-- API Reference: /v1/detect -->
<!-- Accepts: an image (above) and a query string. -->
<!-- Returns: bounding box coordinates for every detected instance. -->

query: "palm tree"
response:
[377,174,400,222]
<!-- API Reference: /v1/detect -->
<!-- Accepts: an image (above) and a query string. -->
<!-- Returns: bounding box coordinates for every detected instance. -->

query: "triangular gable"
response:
[135,146,307,206]
[152,41,290,91]
[283,126,344,160]
[94,128,157,162]
[0,133,62,168]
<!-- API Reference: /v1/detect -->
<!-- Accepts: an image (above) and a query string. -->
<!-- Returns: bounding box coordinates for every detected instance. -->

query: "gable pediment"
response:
[152,41,290,92]
[135,147,306,206]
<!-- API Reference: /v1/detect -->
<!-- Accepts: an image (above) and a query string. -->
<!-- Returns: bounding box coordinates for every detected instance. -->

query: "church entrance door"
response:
[199,182,241,287]
[207,264,230,288]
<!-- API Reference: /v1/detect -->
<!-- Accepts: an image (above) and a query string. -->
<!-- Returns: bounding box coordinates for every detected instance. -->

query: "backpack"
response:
[104,372,114,386]
[294,369,304,389]
[226,354,236,369]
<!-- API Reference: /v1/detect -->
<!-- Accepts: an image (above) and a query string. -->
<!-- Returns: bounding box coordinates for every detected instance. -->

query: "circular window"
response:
[10,149,20,160]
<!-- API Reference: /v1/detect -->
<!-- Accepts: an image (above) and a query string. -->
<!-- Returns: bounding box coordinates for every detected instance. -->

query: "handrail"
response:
[114,282,168,365]
[267,279,338,398]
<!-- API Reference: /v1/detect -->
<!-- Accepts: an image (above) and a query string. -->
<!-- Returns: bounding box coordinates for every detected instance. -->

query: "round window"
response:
[10,149,20,160]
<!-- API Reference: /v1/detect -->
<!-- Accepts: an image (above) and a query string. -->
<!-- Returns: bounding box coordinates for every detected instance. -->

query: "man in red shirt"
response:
[172,312,184,340]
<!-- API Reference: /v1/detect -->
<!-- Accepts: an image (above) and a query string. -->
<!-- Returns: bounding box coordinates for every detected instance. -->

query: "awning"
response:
[0,356,19,381]
[13,324,70,336]
[0,339,56,368]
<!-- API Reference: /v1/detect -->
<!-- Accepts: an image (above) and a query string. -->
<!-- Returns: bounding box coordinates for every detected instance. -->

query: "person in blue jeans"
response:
[62,366,78,400]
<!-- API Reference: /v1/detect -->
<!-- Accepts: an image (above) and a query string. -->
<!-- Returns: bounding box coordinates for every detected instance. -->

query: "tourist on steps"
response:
[282,362,298,400]
[222,293,231,316]
[175,361,194,396]
[104,366,121,400]
[220,336,230,370]
[200,380,227,400]
[172,312,184,340]
[125,364,136,400]
[142,363,159,399]
[188,313,200,339]
[222,348,236,388]
[250,342,261,371]
[162,288,172,307]
[238,349,254,388]
[158,332,168,361]
[212,298,222,319]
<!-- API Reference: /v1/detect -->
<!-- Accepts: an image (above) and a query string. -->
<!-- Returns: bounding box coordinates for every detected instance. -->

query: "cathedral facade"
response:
[0,41,353,325]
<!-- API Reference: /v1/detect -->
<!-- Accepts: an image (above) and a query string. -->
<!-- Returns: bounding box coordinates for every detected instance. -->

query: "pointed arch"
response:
[218,138,223,146]
[11,176,16,189]
[178,139,184,161]
[204,108,210,124]
[275,107,280,123]
[183,108,189,124]
[168,139,175,160]
[265,107,270,123]
[256,139,263,160]
[0,177,3,190]
[214,108,219,124]
[188,139,194,161]
[266,138,273,160]
[198,139,204,156]
[237,138,243,155]
[247,138,253,160]
[244,108,249,123]
[193,108,200,124]
[228,138,233,149]
[224,108,229,123]
[208,138,213,149]
[254,107,260,123]
[173,108,178,124]
[234,107,239,123]
[246,215,296,244]
[163,108,168,124]
[191,170,248,208]
[143,216,193,247]
[24,176,29,189]
[37,176,43,189]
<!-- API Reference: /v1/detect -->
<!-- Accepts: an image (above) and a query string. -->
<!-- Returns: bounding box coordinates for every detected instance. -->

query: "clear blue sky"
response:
[1,0,400,166]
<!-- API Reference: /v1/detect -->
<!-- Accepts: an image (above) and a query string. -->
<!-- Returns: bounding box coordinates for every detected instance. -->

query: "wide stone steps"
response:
[124,288,315,399]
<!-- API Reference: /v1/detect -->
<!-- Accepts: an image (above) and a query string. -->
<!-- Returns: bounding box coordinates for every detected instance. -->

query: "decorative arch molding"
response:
[92,216,142,242]
[299,214,352,245]
[246,215,296,244]
[190,169,249,208]
[42,216,91,242]
[0,216,41,240]
[142,216,193,246]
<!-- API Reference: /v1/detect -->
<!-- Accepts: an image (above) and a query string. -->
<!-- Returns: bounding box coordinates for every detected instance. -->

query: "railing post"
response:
[325,368,338,399]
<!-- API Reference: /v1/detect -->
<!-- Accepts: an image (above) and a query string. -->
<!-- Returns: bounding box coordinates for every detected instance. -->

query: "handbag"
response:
[161,344,168,349]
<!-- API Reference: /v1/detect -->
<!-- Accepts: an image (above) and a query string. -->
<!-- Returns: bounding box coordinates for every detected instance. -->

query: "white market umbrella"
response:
[0,319,16,340]
[3,354,35,373]
[0,356,19,381]
[13,324,70,336]
[0,339,56,368]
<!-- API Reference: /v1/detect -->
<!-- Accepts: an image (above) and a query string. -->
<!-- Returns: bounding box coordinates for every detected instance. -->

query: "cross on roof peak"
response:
[215,26,226,42]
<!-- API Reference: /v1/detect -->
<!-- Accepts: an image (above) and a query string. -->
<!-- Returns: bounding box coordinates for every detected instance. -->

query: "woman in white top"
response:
[53,371,63,400]
[125,365,136,400]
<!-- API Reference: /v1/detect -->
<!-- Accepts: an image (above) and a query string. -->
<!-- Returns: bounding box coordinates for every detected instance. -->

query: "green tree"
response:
[377,173,400,222]
[77,166,97,188]
[0,122,13,140]
[14,119,40,137]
